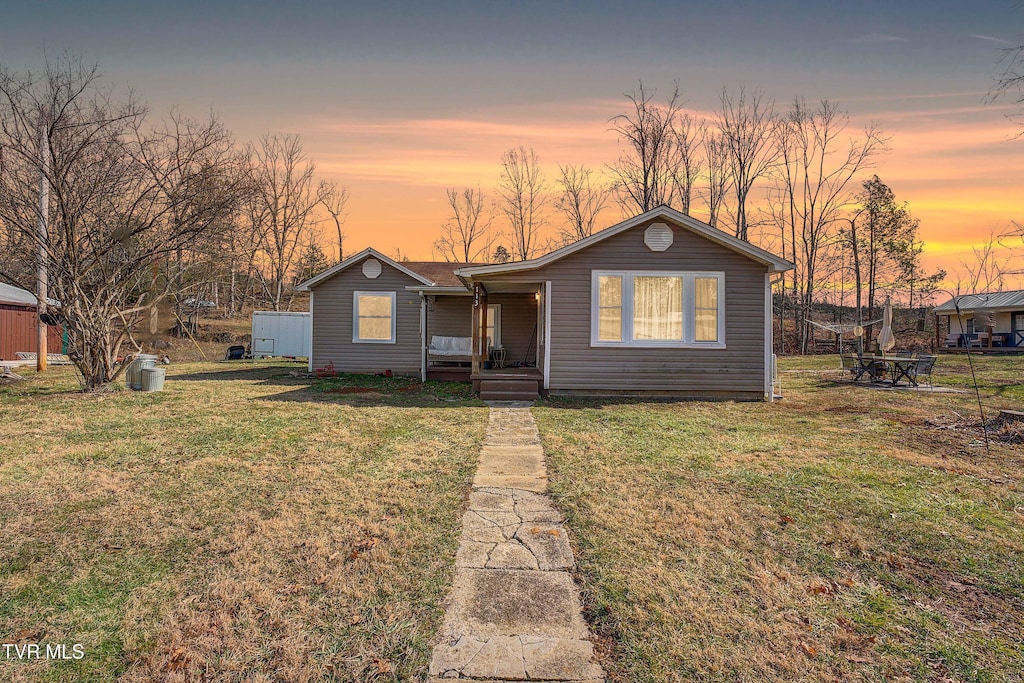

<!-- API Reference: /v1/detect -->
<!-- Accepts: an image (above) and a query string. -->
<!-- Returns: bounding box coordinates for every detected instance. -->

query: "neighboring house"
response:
[297,206,793,400]
[0,282,63,360]
[934,289,1024,349]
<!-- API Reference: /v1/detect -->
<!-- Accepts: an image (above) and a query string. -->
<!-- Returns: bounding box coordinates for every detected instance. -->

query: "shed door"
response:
[1013,312,1024,347]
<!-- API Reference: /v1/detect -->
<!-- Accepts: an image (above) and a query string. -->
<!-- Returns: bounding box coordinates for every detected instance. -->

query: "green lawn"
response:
[0,362,486,682]
[2,356,1022,682]
[535,355,1024,682]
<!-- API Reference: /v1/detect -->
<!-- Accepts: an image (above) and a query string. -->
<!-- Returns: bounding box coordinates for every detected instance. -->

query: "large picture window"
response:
[353,291,396,343]
[590,271,725,348]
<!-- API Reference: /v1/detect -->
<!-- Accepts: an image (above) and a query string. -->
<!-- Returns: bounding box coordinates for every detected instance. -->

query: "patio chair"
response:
[907,354,937,386]
[867,356,891,382]
[968,333,989,348]
[840,354,867,381]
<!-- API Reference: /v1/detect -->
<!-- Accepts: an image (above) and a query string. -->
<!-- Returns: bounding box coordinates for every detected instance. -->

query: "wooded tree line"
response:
[1,56,1013,389]
[437,82,951,353]
[0,57,347,388]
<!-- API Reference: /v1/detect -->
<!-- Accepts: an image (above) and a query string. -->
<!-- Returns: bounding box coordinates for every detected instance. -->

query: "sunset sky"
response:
[3,1,1022,281]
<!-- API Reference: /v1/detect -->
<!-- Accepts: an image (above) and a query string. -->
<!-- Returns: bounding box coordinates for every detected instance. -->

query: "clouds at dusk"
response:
[1,0,1021,270]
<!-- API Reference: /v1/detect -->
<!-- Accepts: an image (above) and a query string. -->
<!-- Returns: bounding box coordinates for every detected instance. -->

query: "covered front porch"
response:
[422,279,548,398]
[936,309,1024,351]
[468,280,547,400]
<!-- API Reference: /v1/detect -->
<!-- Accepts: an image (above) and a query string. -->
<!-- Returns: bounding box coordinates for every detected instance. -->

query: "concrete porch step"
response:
[480,392,539,402]
[479,379,539,402]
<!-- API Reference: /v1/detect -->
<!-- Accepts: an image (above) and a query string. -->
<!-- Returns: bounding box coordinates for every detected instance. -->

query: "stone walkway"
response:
[429,405,604,682]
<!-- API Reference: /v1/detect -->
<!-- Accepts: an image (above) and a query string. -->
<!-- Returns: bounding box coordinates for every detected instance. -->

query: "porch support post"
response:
[471,284,481,374]
[543,280,551,391]
[480,289,488,362]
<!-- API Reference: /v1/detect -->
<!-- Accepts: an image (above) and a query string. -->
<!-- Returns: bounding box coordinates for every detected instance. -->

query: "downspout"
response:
[766,273,784,402]
[308,290,314,373]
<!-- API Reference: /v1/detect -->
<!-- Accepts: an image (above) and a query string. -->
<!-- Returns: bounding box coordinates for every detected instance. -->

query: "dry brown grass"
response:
[0,362,486,682]
[535,355,1024,683]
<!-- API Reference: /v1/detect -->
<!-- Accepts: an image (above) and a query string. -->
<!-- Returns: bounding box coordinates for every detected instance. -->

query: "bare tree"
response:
[497,146,547,260]
[247,133,335,310]
[553,164,610,244]
[990,32,1024,132]
[433,186,493,262]
[771,98,885,353]
[715,87,780,241]
[321,182,350,263]
[955,230,1012,293]
[0,57,247,388]
[609,81,687,213]
[671,115,704,215]
[702,131,732,229]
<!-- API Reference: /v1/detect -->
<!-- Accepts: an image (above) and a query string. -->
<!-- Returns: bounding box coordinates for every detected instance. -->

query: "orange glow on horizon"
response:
[303,97,1021,290]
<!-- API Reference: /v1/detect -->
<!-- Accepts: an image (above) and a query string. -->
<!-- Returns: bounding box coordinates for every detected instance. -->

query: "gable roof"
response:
[457,206,793,278]
[296,248,433,290]
[934,289,1024,313]
[296,247,475,291]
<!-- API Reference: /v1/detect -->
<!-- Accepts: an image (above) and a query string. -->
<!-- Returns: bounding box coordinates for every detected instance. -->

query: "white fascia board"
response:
[404,285,472,295]
[297,247,435,291]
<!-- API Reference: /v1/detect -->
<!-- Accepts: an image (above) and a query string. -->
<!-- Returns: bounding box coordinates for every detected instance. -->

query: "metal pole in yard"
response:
[37,113,49,373]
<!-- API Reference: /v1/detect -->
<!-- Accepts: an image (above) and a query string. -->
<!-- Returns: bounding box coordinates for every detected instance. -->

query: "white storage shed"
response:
[251,312,312,359]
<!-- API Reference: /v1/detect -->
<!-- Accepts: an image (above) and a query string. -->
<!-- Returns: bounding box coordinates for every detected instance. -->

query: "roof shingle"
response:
[402,261,478,287]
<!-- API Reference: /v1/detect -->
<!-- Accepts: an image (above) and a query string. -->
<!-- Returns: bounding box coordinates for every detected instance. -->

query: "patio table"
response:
[879,356,920,386]
[843,355,888,382]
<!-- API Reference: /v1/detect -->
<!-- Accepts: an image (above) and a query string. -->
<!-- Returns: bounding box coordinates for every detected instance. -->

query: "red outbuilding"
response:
[0,282,63,361]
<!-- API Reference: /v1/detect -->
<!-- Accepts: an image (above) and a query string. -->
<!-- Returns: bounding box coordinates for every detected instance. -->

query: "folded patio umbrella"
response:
[877,296,896,356]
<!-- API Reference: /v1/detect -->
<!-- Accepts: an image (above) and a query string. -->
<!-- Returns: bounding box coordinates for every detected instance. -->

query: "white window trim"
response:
[353,291,397,344]
[590,270,726,349]
[486,303,502,349]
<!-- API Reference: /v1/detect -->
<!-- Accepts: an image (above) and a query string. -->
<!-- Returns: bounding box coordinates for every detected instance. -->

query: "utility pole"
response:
[37,114,48,373]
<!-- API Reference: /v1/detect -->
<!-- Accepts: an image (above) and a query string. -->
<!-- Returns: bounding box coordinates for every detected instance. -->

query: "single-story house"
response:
[934,289,1024,349]
[297,206,793,400]
[0,282,63,361]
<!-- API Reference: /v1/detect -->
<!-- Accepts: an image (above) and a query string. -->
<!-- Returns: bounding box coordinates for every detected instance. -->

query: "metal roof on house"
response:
[933,289,1024,313]
[0,282,38,307]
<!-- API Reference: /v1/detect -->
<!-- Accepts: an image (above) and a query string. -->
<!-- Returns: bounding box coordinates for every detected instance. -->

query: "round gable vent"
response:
[362,258,382,279]
[644,222,673,252]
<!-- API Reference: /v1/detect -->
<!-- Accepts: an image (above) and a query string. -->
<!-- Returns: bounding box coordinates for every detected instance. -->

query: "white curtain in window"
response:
[598,275,622,341]
[694,277,718,342]
[357,294,392,340]
[633,276,682,340]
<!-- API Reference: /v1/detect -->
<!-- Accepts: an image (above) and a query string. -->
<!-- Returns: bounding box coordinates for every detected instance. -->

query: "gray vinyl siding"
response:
[487,293,539,365]
[474,218,768,396]
[424,293,538,364]
[426,296,471,340]
[310,258,423,375]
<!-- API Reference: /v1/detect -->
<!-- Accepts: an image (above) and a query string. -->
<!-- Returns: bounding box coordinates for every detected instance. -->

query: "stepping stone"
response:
[439,568,590,640]
[430,406,604,681]
[515,524,574,571]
